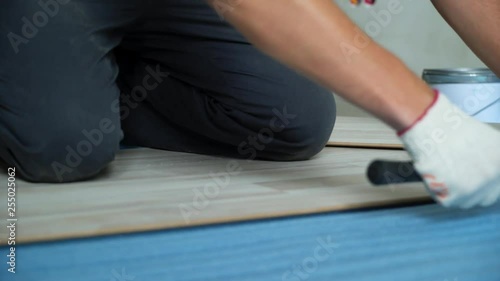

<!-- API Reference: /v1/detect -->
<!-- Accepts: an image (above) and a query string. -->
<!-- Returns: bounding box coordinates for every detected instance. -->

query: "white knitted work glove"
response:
[399,92,500,208]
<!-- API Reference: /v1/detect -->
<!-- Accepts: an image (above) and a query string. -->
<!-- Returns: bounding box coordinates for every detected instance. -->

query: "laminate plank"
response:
[0,147,431,245]
[328,116,403,149]
[328,116,500,149]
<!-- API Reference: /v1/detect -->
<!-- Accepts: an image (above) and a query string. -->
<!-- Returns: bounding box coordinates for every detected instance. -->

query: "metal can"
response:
[422,68,500,123]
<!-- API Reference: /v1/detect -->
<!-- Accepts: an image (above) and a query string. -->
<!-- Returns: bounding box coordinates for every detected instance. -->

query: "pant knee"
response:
[240,85,336,161]
[2,124,122,183]
[271,100,336,161]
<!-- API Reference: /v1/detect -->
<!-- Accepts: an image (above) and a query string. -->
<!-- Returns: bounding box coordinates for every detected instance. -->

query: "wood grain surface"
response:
[327,116,403,149]
[328,116,500,149]
[0,147,431,245]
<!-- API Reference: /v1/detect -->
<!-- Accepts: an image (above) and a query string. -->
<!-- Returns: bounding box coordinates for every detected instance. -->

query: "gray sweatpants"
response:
[0,0,336,183]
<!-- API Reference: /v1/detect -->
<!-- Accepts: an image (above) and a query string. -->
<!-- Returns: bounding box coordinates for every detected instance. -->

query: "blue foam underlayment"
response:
[2,203,499,281]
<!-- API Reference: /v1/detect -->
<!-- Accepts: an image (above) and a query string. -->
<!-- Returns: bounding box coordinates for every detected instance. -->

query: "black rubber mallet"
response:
[367,160,423,185]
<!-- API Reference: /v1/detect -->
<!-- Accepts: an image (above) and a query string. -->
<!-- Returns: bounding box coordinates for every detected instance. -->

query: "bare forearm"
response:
[206,0,434,130]
[432,0,500,76]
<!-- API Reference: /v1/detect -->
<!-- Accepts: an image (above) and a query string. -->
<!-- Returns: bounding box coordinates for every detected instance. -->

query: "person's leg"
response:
[204,0,436,132]
[0,0,143,182]
[200,0,500,209]
[431,0,500,76]
[116,0,336,161]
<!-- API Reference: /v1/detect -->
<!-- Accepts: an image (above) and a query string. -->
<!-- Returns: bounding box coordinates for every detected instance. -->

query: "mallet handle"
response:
[367,160,423,185]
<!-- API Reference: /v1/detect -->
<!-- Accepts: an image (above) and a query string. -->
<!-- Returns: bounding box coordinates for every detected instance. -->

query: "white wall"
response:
[333,0,486,117]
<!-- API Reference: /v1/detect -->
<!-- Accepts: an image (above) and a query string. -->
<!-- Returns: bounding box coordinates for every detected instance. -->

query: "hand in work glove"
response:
[399,92,500,209]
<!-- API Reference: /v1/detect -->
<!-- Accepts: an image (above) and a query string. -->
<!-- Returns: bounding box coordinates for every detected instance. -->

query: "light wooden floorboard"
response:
[0,147,431,245]
[328,116,403,148]
[328,116,500,148]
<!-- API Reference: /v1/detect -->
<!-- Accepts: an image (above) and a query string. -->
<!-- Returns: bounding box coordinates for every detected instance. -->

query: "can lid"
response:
[422,68,500,84]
